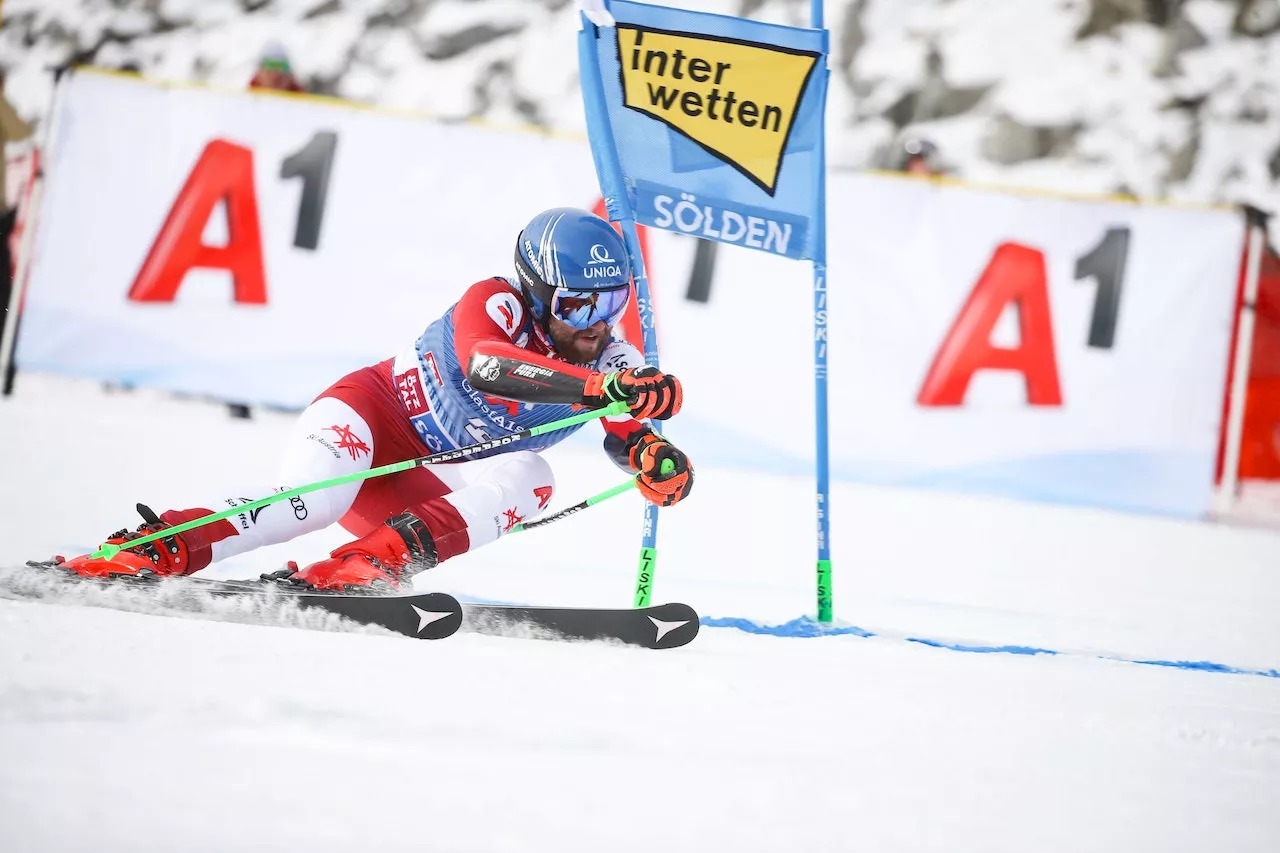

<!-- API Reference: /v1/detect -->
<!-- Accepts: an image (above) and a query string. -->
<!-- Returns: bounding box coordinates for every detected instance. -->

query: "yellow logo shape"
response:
[617,25,819,196]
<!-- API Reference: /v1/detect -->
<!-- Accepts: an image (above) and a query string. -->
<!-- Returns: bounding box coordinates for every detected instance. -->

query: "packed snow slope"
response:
[2,374,1279,853]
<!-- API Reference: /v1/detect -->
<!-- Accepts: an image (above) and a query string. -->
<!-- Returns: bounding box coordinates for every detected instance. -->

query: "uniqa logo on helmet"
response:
[583,242,625,279]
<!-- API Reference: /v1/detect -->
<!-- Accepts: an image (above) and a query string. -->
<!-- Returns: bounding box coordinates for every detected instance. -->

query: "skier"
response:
[52,208,694,591]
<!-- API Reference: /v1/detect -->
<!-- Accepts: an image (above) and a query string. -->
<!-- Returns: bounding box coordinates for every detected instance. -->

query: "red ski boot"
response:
[276,511,438,593]
[56,504,194,579]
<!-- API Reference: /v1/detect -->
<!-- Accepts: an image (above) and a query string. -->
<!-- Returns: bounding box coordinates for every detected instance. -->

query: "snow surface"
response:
[2,373,1279,852]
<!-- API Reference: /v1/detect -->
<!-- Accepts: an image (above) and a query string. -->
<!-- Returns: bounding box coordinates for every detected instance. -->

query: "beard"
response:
[547,317,610,364]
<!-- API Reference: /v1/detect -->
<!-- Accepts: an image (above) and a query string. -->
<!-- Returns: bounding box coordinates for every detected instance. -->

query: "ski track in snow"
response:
[3,374,1280,852]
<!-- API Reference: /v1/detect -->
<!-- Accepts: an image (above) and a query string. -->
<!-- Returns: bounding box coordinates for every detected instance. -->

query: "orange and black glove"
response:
[582,366,683,421]
[627,432,693,507]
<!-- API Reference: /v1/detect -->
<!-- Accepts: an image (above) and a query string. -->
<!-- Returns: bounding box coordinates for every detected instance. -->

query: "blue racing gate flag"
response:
[578,0,828,261]
[578,0,833,620]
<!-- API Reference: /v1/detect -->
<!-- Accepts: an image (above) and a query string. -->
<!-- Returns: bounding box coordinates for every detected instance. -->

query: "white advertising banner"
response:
[652,175,1245,517]
[19,71,1245,517]
[18,70,603,408]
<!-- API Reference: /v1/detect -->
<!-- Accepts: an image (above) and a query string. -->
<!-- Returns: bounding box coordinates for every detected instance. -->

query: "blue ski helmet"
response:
[514,208,632,330]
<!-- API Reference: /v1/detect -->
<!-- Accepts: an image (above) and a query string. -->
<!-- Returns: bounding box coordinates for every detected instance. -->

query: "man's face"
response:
[547,316,610,364]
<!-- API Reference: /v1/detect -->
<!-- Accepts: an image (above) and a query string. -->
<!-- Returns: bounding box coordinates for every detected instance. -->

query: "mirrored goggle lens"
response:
[550,286,631,330]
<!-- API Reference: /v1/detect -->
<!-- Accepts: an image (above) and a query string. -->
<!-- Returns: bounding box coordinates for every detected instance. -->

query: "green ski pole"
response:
[89,401,630,560]
[631,457,674,607]
[510,479,637,534]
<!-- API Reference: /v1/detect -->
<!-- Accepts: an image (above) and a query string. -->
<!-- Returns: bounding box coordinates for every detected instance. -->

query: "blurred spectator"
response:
[248,41,305,94]
[1,69,33,326]
[232,41,304,419]
[896,136,944,177]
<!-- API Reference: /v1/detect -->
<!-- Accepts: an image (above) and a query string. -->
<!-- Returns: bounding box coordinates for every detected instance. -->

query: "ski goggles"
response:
[549,285,631,330]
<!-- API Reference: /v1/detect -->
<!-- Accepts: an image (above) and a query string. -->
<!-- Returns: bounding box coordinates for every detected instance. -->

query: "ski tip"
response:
[407,594,464,640]
[460,600,701,650]
[647,602,700,649]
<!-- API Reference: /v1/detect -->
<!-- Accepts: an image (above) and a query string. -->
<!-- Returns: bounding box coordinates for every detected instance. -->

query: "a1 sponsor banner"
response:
[17,70,603,409]
[652,173,1244,517]
[20,71,1246,517]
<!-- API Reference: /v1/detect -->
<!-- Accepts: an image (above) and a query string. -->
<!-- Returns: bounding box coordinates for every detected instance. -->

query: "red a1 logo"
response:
[129,140,267,304]
[918,229,1130,407]
[129,132,337,304]
[918,242,1062,406]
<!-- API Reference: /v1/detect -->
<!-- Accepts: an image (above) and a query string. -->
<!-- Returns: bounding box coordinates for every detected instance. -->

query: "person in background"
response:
[230,41,304,418]
[248,41,305,94]
[896,136,944,177]
[0,68,34,391]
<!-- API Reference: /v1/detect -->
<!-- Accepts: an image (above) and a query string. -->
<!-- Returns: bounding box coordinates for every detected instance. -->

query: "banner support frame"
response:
[1218,214,1266,514]
[1,68,68,397]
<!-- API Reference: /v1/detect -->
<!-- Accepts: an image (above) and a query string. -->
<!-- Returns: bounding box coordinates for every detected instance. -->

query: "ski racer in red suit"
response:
[52,208,694,590]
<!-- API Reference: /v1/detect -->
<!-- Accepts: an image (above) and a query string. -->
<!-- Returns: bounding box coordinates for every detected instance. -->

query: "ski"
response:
[15,562,700,648]
[18,561,464,640]
[462,601,700,650]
